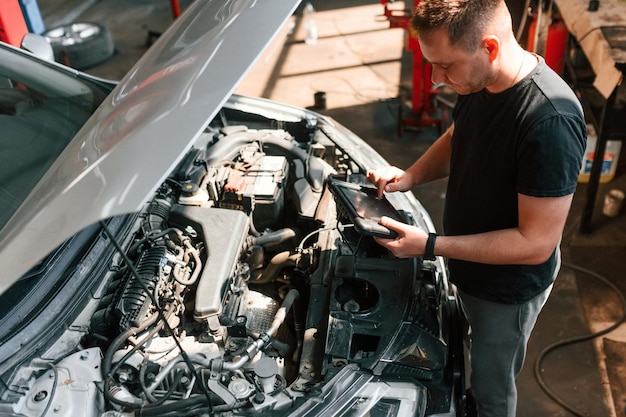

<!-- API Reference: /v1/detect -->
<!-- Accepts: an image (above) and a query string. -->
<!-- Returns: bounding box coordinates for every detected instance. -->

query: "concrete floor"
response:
[34,0,626,416]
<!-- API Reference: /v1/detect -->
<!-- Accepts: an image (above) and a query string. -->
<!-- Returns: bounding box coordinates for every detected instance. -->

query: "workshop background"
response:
[3,0,626,415]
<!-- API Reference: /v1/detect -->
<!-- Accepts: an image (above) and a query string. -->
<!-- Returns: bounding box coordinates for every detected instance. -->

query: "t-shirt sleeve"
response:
[516,114,587,197]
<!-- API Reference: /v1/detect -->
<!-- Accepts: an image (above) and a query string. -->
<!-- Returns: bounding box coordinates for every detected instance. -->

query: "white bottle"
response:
[303,2,318,45]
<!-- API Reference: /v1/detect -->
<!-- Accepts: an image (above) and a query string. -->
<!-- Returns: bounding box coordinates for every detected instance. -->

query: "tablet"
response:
[328,179,403,239]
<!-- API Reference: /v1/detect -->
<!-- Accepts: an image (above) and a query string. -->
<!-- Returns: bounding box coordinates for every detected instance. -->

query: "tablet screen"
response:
[338,184,401,222]
[328,179,403,238]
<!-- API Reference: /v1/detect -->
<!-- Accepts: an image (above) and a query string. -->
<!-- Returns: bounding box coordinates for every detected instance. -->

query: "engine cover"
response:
[168,205,250,327]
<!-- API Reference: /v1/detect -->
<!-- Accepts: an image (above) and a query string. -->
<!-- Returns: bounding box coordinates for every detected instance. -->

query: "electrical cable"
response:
[297,225,342,251]
[39,364,58,417]
[99,220,214,413]
[534,261,626,417]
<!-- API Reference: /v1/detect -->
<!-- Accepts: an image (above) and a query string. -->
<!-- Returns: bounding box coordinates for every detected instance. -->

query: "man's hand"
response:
[366,167,414,199]
[374,194,575,264]
[373,216,429,258]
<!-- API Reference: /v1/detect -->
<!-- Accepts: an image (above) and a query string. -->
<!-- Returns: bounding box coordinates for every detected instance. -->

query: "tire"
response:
[44,22,115,70]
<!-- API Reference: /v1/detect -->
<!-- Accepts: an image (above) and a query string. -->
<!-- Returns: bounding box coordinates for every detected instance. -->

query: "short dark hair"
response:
[410,0,503,51]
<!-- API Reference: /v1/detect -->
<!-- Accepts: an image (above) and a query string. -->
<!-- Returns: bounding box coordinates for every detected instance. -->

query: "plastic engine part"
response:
[169,205,249,326]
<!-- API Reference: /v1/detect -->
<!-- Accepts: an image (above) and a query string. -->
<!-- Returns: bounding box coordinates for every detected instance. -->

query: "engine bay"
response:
[3,106,460,417]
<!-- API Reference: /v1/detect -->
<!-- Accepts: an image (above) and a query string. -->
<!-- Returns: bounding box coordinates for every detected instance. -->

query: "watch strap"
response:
[424,232,437,261]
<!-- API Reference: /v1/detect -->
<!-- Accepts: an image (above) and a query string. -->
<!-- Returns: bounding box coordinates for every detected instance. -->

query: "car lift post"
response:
[381,0,442,136]
[0,0,28,47]
[170,0,181,19]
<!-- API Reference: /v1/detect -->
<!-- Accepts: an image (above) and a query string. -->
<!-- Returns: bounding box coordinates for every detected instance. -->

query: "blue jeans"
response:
[459,280,554,417]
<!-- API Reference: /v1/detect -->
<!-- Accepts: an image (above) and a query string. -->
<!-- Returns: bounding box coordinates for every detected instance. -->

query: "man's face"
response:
[419,28,494,95]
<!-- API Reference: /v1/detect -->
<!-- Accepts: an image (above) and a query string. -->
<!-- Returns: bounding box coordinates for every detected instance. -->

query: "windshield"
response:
[0,46,109,229]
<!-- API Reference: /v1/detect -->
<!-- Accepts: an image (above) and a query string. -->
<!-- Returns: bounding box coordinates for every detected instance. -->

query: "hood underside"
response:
[0,0,301,293]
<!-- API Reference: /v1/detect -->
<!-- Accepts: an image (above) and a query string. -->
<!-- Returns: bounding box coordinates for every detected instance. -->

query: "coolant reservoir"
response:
[578,123,622,184]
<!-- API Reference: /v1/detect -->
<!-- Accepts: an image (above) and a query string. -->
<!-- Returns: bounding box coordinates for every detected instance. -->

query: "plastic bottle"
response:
[303,2,318,45]
[578,123,622,183]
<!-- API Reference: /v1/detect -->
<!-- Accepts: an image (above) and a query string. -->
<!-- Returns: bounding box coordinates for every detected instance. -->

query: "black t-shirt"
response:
[445,56,586,304]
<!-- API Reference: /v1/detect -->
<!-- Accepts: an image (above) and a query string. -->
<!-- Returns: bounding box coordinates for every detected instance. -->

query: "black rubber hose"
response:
[145,368,184,407]
[534,261,626,417]
[100,221,214,412]
[40,364,58,417]
[103,317,164,409]
[103,312,158,381]
[250,227,298,247]
[138,395,247,417]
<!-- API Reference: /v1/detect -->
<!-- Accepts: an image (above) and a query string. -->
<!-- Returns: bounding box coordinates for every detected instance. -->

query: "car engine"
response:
[3,107,462,417]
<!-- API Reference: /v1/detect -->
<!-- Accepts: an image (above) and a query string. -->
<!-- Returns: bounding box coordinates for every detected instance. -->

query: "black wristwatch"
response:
[424,232,437,261]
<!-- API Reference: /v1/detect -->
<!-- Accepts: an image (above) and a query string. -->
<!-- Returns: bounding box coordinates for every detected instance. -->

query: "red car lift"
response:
[0,0,28,47]
[170,0,181,19]
[381,0,442,136]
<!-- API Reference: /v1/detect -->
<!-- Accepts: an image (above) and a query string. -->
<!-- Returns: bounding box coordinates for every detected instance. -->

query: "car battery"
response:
[221,155,288,230]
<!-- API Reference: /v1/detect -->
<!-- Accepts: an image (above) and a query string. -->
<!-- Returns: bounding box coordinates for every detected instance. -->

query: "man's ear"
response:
[484,36,500,63]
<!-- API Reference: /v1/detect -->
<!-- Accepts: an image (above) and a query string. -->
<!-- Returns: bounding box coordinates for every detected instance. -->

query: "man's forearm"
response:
[434,229,557,266]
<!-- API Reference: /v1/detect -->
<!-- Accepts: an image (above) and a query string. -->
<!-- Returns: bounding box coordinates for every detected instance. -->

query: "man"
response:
[366,0,586,416]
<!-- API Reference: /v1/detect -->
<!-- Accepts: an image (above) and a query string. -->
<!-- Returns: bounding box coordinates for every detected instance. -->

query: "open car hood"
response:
[0,0,300,294]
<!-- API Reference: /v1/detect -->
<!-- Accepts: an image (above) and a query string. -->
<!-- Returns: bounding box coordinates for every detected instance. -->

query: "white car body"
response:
[0,1,466,416]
